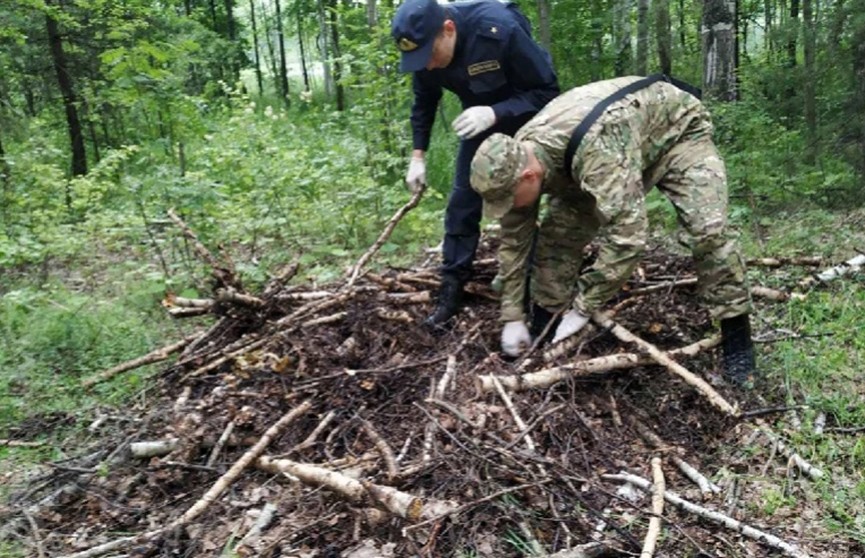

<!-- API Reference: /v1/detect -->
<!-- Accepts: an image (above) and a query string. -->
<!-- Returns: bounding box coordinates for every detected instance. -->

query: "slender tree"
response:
[614,0,632,76]
[297,13,311,91]
[802,0,816,163]
[636,0,650,74]
[327,0,344,110]
[275,0,290,105]
[45,0,87,179]
[536,0,552,52]
[656,0,672,74]
[249,0,264,95]
[787,0,799,67]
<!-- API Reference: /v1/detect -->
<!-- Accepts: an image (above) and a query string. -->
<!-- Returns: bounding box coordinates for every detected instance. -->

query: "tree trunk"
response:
[249,0,264,95]
[702,0,738,101]
[328,0,345,111]
[208,0,218,28]
[763,0,773,52]
[614,0,632,76]
[678,0,687,49]
[802,0,816,164]
[366,0,377,28]
[260,1,280,95]
[224,0,239,80]
[636,0,649,74]
[45,0,87,180]
[536,0,552,52]
[317,0,334,96]
[274,0,290,106]
[854,0,865,178]
[655,0,672,74]
[787,0,799,67]
[297,16,311,91]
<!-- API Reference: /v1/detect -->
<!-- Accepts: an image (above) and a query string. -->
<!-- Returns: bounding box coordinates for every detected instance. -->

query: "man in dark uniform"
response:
[391,0,559,325]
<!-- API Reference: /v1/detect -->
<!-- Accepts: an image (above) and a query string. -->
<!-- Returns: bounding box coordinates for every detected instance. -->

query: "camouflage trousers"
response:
[531,119,752,321]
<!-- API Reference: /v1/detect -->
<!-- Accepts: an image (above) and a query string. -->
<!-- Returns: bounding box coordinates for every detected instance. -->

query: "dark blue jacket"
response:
[409,1,559,151]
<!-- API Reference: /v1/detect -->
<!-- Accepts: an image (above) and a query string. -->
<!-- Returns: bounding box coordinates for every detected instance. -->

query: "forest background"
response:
[1,0,864,550]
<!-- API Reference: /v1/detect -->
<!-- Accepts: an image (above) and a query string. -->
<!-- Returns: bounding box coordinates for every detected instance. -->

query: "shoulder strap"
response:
[563,74,700,180]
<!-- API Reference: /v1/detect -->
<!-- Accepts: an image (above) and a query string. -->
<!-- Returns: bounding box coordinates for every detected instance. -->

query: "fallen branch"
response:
[591,312,737,415]
[747,256,823,268]
[477,335,720,393]
[346,186,425,286]
[60,401,312,558]
[603,472,812,558]
[801,253,865,287]
[83,334,200,388]
[168,208,240,290]
[360,418,399,480]
[640,458,665,558]
[257,456,428,520]
[754,420,824,480]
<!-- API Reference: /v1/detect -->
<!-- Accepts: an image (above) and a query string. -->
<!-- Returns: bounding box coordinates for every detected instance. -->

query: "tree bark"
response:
[655,0,672,74]
[297,16,311,91]
[45,0,87,179]
[856,0,865,178]
[636,0,649,74]
[702,0,738,101]
[787,0,799,67]
[317,0,334,95]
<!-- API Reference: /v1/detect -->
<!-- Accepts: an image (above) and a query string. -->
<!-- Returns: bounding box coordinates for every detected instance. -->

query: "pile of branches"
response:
[3,200,863,558]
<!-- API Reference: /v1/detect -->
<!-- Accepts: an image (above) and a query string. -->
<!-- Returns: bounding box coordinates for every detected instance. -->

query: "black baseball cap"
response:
[391,0,446,73]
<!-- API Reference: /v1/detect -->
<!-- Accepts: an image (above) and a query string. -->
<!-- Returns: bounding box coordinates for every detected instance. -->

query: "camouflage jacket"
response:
[498,76,709,321]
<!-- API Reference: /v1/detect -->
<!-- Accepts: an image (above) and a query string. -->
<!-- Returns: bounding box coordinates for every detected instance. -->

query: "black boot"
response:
[425,275,464,326]
[529,304,561,343]
[720,314,756,386]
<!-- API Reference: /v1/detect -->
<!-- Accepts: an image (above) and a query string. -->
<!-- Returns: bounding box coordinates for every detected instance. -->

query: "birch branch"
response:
[478,335,720,392]
[754,420,824,480]
[346,186,425,286]
[640,458,665,558]
[603,472,812,558]
[82,334,200,388]
[591,312,737,415]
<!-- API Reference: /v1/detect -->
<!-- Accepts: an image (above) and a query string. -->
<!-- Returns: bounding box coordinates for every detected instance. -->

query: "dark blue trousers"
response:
[441,116,532,282]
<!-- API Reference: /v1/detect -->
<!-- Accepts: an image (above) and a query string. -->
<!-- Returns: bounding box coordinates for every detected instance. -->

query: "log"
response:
[603,472,812,558]
[477,335,720,393]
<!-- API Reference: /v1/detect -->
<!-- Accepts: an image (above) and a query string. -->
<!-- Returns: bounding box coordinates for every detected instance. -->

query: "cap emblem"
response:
[398,37,419,52]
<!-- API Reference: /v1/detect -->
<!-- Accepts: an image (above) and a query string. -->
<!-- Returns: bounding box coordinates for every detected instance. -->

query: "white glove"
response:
[452,106,496,139]
[552,310,590,343]
[501,320,531,357]
[405,157,426,194]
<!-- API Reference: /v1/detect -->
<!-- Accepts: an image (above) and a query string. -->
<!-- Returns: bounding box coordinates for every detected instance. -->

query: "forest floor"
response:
[1,232,863,558]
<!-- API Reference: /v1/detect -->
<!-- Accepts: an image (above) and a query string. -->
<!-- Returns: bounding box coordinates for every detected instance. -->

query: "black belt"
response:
[563,74,701,180]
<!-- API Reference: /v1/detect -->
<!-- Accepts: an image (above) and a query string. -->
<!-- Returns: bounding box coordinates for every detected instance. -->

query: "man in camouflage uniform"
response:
[470,75,756,385]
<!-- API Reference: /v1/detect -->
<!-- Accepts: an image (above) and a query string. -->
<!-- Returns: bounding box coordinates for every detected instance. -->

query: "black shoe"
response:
[425,275,464,326]
[529,304,561,343]
[720,314,756,386]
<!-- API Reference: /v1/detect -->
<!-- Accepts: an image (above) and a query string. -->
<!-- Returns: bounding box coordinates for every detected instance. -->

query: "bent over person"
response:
[391,0,559,325]
[470,75,756,385]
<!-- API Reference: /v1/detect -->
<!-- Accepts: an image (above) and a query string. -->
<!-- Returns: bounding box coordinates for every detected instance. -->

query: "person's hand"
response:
[501,320,531,356]
[405,156,426,194]
[452,106,496,139]
[552,310,590,343]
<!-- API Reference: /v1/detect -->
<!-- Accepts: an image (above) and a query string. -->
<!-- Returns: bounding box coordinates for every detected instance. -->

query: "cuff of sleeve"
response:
[572,296,595,317]
[500,305,526,322]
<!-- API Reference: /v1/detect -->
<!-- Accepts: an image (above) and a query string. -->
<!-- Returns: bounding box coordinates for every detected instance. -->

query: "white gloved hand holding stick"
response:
[405,156,426,194]
[501,320,531,356]
[552,310,590,343]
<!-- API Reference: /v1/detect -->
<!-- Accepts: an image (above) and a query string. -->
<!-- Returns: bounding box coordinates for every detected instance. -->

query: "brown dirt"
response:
[1,240,860,558]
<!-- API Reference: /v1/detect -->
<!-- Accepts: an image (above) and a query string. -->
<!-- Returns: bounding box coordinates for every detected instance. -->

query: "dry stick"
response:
[488,374,536,454]
[640,458,665,558]
[753,419,824,480]
[257,456,426,520]
[205,420,235,467]
[478,335,720,392]
[236,502,278,549]
[749,285,806,302]
[58,400,312,558]
[603,472,813,558]
[279,410,337,456]
[628,278,805,302]
[23,511,46,558]
[592,312,737,415]
[746,256,823,267]
[629,417,721,498]
[360,418,399,480]
[402,480,550,534]
[434,355,458,400]
[82,334,200,388]
[346,186,425,286]
[0,440,45,448]
[301,311,348,327]
[216,288,265,308]
[167,207,240,289]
